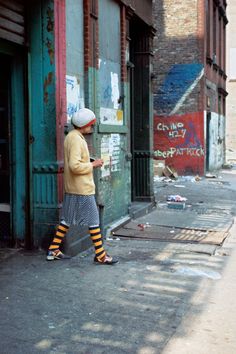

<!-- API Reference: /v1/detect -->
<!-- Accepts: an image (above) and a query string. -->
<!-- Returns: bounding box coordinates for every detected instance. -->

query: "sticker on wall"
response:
[100,107,123,125]
[100,134,121,177]
[101,135,111,178]
[110,72,120,109]
[110,134,120,172]
[66,75,85,122]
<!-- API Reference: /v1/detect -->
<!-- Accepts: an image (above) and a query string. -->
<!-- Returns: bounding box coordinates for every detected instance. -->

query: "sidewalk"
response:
[162,223,236,354]
[0,168,236,354]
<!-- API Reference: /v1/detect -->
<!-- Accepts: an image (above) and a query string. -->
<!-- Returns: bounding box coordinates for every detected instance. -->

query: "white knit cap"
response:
[72,108,96,128]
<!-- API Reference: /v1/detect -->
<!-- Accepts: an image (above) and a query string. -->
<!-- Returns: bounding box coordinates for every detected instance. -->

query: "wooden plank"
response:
[0,17,24,35]
[0,0,24,14]
[0,28,24,45]
[0,5,24,24]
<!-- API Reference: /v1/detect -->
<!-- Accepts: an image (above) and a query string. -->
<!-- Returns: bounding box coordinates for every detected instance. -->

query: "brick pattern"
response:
[83,0,90,71]
[205,0,228,115]
[153,0,199,86]
[152,0,201,115]
[120,4,127,82]
[152,0,227,116]
[83,0,99,71]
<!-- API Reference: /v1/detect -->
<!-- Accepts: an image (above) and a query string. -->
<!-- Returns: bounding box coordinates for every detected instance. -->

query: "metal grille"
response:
[133,151,152,200]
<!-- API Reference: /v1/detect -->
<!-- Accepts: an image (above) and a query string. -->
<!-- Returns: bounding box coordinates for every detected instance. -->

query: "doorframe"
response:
[0,39,31,247]
[206,111,211,172]
[129,17,154,202]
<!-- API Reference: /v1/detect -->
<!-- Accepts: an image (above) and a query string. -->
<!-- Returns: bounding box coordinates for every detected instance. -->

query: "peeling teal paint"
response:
[28,0,59,247]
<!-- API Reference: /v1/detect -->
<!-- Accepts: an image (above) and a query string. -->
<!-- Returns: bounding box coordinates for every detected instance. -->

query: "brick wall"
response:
[152,0,203,116]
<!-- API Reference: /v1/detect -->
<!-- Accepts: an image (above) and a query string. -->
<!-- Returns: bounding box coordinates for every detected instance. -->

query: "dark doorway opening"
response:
[129,17,154,202]
[206,112,211,172]
[0,47,30,249]
[0,55,11,246]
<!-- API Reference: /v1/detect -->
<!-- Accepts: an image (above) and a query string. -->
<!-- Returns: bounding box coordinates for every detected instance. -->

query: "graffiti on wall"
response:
[154,112,205,175]
[154,147,205,159]
[102,72,120,109]
[66,75,84,122]
[154,63,204,115]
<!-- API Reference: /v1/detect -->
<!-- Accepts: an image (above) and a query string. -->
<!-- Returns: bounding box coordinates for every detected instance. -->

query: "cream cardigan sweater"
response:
[63,129,95,195]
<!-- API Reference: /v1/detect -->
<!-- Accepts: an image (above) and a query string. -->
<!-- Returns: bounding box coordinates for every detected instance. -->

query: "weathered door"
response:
[97,0,130,225]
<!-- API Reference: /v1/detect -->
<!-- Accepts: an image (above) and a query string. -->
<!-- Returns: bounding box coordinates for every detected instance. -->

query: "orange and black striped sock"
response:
[89,226,106,261]
[48,222,69,252]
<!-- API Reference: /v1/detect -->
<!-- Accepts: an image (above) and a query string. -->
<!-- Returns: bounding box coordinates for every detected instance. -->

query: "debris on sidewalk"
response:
[205,173,217,178]
[178,175,201,183]
[138,223,151,231]
[222,162,233,169]
[195,175,201,181]
[154,160,178,180]
[167,195,187,202]
[166,195,187,210]
[153,159,165,176]
[163,165,178,180]
[167,201,186,210]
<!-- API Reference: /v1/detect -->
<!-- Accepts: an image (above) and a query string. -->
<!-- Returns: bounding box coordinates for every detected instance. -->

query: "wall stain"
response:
[46,6,54,32]
[46,38,54,65]
[44,72,53,103]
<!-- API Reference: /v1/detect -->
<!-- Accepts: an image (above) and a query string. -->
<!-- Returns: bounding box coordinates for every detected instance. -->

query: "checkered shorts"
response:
[60,194,100,227]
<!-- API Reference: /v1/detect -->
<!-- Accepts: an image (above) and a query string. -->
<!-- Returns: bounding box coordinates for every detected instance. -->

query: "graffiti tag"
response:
[154,147,205,158]
[156,122,186,139]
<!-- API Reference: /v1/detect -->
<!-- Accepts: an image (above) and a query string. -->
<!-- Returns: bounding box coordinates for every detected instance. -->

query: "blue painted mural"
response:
[154,63,204,114]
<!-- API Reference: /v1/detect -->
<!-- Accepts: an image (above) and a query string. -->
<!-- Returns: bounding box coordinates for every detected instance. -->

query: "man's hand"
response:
[92,159,104,168]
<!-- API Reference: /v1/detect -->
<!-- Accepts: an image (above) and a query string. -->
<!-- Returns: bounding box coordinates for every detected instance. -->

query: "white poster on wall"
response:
[66,75,85,122]
[101,135,111,178]
[100,134,121,177]
[100,107,123,125]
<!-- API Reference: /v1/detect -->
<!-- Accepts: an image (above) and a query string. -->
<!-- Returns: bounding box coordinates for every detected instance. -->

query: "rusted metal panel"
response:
[113,221,229,246]
[0,0,25,45]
